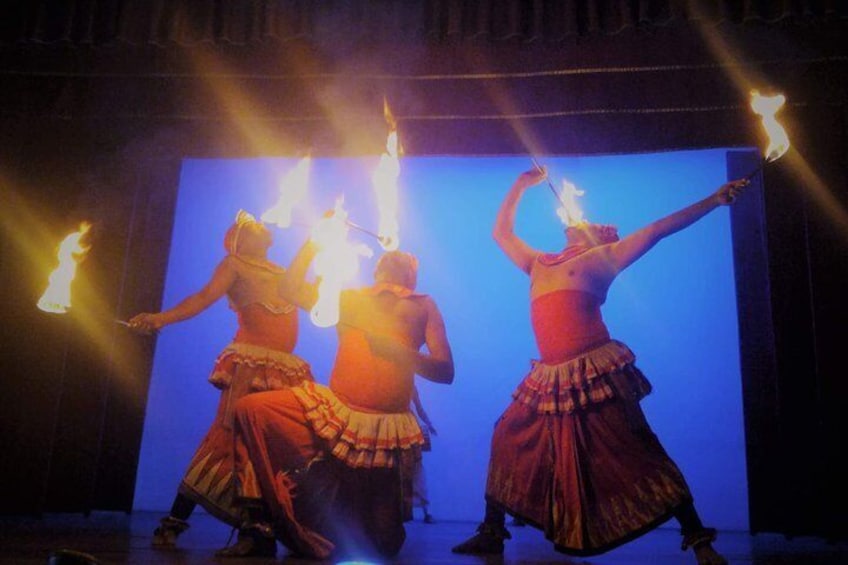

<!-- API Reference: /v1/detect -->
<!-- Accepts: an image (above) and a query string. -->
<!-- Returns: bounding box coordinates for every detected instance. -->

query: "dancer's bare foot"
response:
[693,542,728,565]
[452,523,511,555]
[151,516,189,549]
[215,523,277,558]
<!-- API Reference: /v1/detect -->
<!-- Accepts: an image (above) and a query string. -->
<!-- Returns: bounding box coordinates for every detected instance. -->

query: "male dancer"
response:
[219,248,454,559]
[129,211,313,549]
[453,168,747,565]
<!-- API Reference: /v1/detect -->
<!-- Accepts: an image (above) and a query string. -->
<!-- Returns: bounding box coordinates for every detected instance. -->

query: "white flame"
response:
[309,198,373,327]
[372,102,401,251]
[262,156,311,228]
[750,90,790,163]
[38,222,92,314]
[555,179,586,227]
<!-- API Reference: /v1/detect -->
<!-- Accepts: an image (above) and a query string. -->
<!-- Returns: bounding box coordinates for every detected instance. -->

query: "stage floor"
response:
[0,511,846,564]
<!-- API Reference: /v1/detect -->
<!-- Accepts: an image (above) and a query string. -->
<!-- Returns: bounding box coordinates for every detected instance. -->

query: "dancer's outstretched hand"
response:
[715,178,750,205]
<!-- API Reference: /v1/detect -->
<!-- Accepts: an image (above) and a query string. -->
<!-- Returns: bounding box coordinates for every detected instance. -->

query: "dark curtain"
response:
[0,125,181,514]
[0,1,845,46]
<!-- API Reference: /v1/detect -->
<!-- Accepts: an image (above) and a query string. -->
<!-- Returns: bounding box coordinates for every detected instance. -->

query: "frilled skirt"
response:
[177,342,312,527]
[485,340,693,556]
[232,381,424,559]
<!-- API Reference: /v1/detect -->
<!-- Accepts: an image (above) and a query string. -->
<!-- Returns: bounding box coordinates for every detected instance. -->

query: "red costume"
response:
[177,255,312,526]
[485,286,694,555]
[232,285,427,559]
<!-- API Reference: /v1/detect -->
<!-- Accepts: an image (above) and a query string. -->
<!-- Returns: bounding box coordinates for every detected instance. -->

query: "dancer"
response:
[219,248,454,559]
[452,168,748,565]
[129,211,313,550]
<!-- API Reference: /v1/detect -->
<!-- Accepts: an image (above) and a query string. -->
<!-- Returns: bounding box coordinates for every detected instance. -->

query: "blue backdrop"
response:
[134,150,749,535]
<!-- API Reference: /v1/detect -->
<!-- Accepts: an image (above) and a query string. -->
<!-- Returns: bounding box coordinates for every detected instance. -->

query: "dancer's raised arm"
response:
[493,168,549,274]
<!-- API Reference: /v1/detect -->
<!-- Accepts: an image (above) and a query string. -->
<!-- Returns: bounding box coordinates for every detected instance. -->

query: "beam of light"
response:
[460,49,574,238]
[5,182,142,390]
[262,155,311,228]
[460,49,553,166]
[37,222,92,314]
[371,98,401,251]
[688,13,848,238]
[186,46,303,155]
[688,5,791,166]
[777,151,848,237]
[749,90,790,163]
[309,197,373,327]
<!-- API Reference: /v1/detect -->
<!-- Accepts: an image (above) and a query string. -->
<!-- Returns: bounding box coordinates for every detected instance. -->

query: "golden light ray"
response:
[462,48,575,234]
[371,98,402,250]
[779,152,848,237]
[689,5,761,100]
[309,197,373,327]
[186,49,298,155]
[37,222,92,314]
[3,181,144,389]
[462,49,551,162]
[262,156,312,228]
[2,182,70,283]
[691,15,848,235]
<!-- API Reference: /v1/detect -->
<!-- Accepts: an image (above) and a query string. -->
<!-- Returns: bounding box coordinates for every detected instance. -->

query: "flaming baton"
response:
[531,157,587,227]
[37,222,92,314]
[746,90,791,179]
[262,156,312,228]
[262,154,388,245]
[554,179,586,227]
[371,99,402,251]
[309,197,373,327]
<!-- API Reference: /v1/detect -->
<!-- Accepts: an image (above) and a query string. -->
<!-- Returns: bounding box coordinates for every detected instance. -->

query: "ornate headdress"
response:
[223,210,259,255]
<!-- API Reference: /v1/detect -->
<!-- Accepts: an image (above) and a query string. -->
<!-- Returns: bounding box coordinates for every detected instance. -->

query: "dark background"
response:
[0,1,845,541]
